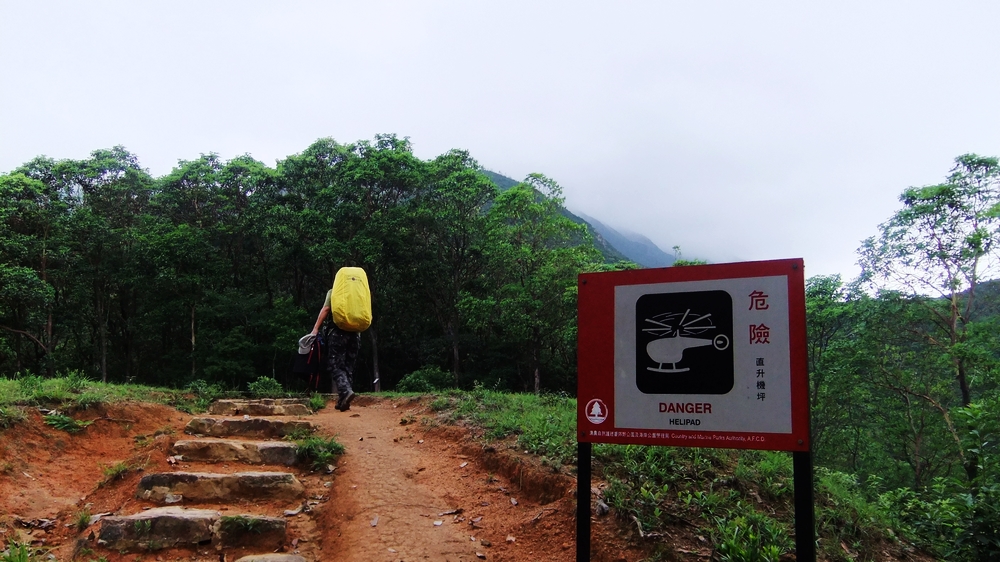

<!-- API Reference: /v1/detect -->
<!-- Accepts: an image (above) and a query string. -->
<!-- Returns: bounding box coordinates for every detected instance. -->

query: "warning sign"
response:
[577,259,809,452]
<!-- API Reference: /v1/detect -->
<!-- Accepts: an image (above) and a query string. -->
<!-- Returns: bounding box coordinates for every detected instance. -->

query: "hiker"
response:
[310,294,359,410]
[309,267,371,411]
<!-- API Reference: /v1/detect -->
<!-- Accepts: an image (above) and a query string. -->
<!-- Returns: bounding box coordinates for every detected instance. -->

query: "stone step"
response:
[208,399,312,417]
[137,471,305,503]
[172,439,300,466]
[185,417,314,439]
[236,554,306,562]
[98,507,286,552]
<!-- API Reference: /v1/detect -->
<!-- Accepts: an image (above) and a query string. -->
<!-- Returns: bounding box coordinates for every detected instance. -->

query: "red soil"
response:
[0,398,646,562]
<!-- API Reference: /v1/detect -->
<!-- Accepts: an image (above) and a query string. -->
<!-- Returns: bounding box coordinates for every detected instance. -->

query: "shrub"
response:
[100,461,131,485]
[0,406,26,429]
[309,393,326,411]
[247,376,283,398]
[43,413,92,433]
[712,510,791,562]
[395,366,453,393]
[75,508,92,531]
[294,435,345,470]
[63,371,91,393]
[0,541,34,562]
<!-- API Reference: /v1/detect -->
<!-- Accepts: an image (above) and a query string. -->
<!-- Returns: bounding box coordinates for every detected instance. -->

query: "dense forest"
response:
[1,139,999,558]
[0,135,612,394]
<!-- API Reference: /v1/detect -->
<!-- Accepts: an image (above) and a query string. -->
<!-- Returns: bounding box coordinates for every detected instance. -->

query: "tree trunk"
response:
[370,327,380,392]
[98,297,108,383]
[448,320,461,385]
[532,327,541,394]
[190,304,196,379]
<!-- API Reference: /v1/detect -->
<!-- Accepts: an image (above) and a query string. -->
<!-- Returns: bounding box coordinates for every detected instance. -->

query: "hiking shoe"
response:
[337,389,355,411]
[335,390,353,411]
[340,390,354,412]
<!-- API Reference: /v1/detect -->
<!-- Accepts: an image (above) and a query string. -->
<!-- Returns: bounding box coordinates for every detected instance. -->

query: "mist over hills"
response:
[573,212,675,268]
[482,171,674,268]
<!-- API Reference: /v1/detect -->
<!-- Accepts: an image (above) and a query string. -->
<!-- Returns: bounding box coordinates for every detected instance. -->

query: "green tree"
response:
[858,153,1000,483]
[69,147,153,381]
[469,174,601,392]
[0,164,77,376]
[407,150,497,383]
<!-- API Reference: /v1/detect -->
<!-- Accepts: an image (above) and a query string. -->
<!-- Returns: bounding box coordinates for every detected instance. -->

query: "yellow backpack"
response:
[331,267,372,332]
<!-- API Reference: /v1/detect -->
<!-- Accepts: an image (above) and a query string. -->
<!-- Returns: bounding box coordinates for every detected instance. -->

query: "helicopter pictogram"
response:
[643,309,730,373]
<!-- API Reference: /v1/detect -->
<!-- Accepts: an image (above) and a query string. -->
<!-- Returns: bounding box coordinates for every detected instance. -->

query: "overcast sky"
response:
[3,1,999,280]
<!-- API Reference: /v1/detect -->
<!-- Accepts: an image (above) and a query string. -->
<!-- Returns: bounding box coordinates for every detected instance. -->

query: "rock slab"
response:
[208,399,312,417]
[98,507,217,549]
[98,507,288,552]
[236,554,306,562]
[137,471,305,503]
[172,439,300,465]
[185,417,313,439]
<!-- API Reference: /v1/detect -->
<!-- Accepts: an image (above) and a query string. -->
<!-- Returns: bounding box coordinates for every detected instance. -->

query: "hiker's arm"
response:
[311,306,329,335]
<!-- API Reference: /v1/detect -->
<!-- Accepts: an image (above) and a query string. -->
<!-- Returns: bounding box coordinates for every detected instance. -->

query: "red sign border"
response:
[577,258,809,452]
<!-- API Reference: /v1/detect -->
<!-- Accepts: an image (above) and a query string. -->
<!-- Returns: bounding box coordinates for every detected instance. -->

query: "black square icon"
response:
[635,290,734,394]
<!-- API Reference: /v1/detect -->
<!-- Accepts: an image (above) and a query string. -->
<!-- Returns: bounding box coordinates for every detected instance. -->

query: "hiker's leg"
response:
[327,326,354,407]
[342,332,361,390]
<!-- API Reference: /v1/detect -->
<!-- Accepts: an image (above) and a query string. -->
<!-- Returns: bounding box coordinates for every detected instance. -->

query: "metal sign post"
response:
[576,259,813,561]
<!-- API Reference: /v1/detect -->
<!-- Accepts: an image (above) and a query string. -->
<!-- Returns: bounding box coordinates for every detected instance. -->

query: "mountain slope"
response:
[574,212,675,268]
[483,171,673,267]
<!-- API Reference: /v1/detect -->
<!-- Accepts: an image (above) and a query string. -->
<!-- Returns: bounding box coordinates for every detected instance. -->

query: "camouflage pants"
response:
[325,325,360,397]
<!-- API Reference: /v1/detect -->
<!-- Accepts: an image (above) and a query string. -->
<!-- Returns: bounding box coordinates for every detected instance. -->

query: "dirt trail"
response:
[310,397,582,562]
[0,398,644,562]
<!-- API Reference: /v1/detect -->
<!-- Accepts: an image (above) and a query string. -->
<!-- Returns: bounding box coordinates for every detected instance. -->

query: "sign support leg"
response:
[577,441,591,562]
[793,450,816,562]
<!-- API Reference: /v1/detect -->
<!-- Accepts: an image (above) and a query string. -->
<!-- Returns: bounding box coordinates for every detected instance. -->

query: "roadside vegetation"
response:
[425,387,919,562]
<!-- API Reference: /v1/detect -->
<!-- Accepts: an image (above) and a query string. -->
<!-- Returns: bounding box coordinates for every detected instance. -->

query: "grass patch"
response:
[74,508,92,531]
[0,540,45,562]
[219,515,264,534]
[0,372,189,412]
[43,413,92,433]
[431,387,578,466]
[99,461,132,486]
[0,405,26,429]
[423,388,907,561]
[309,392,327,411]
[292,435,345,470]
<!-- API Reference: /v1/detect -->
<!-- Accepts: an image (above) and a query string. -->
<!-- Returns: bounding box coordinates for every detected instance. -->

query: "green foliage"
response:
[429,396,452,411]
[308,392,326,411]
[395,366,453,393]
[437,388,577,465]
[0,140,609,397]
[247,376,283,398]
[293,435,345,470]
[175,379,226,413]
[0,405,25,429]
[735,451,791,500]
[879,399,1000,561]
[1,372,185,411]
[74,508,92,531]
[711,511,791,562]
[100,461,131,485]
[0,541,38,562]
[43,413,92,433]
[813,468,895,559]
[133,519,151,535]
[63,370,92,393]
[219,515,263,534]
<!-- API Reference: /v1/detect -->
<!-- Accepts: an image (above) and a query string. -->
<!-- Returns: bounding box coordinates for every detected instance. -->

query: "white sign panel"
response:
[614,275,791,434]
